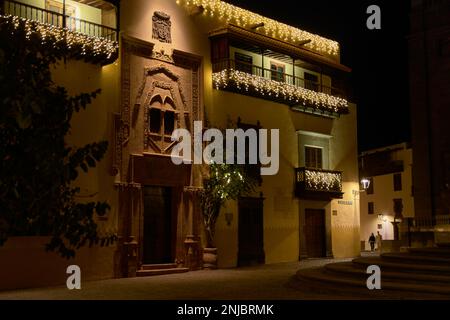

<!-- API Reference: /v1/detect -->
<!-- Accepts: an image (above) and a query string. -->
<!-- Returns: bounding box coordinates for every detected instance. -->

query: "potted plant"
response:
[200,162,256,269]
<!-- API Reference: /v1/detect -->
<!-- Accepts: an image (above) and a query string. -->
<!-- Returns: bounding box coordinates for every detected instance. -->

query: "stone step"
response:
[324,262,450,285]
[408,247,450,257]
[381,252,450,265]
[296,267,450,296]
[140,263,178,270]
[352,257,450,275]
[136,267,189,277]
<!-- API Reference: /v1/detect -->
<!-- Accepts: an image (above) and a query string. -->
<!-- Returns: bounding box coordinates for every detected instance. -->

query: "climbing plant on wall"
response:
[0,15,116,258]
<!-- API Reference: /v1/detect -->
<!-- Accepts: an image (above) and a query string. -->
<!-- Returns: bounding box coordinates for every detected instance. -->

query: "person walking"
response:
[368,233,376,251]
[376,231,383,252]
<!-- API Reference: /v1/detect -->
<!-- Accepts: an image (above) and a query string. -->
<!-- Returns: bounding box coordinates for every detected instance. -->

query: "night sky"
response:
[227,0,411,152]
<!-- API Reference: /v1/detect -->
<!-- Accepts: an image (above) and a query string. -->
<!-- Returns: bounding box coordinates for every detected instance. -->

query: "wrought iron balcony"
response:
[212,59,349,117]
[1,0,118,64]
[295,167,343,199]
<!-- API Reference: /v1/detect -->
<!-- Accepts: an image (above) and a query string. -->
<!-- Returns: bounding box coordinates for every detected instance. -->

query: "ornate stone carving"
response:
[152,11,172,43]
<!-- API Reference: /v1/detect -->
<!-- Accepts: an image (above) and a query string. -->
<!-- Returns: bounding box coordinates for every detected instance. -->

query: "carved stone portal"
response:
[152,11,172,43]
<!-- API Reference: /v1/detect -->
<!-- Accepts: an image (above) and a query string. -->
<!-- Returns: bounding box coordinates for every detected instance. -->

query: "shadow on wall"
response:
[0,237,116,291]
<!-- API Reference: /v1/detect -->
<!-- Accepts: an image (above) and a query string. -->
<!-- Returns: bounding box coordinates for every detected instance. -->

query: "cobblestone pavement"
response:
[0,258,353,300]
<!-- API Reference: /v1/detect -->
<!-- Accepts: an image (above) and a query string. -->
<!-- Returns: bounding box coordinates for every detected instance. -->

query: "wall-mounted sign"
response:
[338,200,353,206]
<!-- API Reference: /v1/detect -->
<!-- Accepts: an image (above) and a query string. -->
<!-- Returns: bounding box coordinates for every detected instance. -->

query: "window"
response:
[164,111,175,135]
[366,177,374,194]
[304,72,319,92]
[368,202,374,215]
[393,173,402,191]
[305,146,322,169]
[46,0,76,29]
[393,198,403,214]
[270,62,285,82]
[235,52,253,74]
[148,96,176,137]
[149,108,161,133]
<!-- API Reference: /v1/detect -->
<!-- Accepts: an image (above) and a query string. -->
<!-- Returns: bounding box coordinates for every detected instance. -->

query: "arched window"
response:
[146,95,177,150]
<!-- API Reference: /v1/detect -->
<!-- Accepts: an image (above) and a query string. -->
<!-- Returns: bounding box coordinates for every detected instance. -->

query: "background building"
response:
[408,0,450,245]
[409,0,450,223]
[359,143,414,251]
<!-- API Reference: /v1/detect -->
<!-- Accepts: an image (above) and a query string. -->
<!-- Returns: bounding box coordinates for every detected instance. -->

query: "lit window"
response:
[305,146,322,169]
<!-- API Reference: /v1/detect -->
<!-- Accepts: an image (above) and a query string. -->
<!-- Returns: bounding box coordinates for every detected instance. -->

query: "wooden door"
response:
[142,186,172,264]
[238,197,265,266]
[305,209,326,257]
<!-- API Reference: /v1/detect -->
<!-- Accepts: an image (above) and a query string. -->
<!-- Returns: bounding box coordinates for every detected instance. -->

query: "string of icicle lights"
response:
[213,69,348,113]
[0,15,118,62]
[176,0,340,57]
[304,169,342,192]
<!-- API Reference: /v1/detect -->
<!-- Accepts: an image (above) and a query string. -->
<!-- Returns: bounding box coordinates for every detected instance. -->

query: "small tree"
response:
[200,162,256,248]
[0,16,115,258]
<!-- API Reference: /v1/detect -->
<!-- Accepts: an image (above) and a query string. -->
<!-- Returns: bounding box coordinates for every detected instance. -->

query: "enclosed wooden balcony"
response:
[295,167,343,200]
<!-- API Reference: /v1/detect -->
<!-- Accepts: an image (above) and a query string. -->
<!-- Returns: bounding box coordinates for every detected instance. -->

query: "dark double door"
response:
[238,197,265,266]
[142,186,173,264]
[304,209,326,258]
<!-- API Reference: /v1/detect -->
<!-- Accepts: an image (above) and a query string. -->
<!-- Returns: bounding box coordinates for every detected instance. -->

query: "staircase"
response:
[136,263,189,277]
[294,244,450,299]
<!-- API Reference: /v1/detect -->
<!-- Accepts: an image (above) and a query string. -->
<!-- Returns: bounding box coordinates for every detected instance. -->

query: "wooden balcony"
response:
[212,59,349,117]
[295,167,344,200]
[1,0,118,64]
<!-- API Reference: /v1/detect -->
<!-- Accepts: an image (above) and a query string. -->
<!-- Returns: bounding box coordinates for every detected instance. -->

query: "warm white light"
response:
[213,69,348,113]
[360,177,370,190]
[177,0,340,57]
[1,15,118,61]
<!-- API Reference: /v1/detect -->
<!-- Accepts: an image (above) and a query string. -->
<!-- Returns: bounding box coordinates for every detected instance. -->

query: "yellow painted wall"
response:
[51,59,120,269]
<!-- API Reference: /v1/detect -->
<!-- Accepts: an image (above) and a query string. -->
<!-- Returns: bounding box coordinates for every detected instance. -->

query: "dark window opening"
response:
[366,177,374,194]
[393,173,402,191]
[149,108,161,134]
[304,72,319,92]
[164,111,175,135]
[235,52,253,74]
[368,202,374,214]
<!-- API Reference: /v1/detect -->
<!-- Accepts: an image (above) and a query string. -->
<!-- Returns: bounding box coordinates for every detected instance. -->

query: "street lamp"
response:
[360,177,370,191]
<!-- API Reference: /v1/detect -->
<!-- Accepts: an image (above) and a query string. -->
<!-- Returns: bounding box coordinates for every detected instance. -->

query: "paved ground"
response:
[0,258,353,300]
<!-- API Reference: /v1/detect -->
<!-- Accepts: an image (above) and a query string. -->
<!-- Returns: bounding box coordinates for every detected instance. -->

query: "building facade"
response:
[0,0,360,289]
[359,143,414,250]
[409,0,450,222]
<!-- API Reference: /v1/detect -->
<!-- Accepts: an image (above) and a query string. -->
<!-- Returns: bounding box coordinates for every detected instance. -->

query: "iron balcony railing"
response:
[213,58,345,98]
[3,0,117,41]
[400,215,450,230]
[295,167,343,198]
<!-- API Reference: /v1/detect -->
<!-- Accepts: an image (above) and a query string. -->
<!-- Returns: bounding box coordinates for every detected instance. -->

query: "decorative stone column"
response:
[183,186,203,270]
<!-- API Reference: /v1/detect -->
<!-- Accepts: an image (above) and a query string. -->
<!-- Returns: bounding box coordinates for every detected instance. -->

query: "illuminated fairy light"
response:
[0,15,118,62]
[177,0,340,57]
[212,69,348,113]
[303,169,342,192]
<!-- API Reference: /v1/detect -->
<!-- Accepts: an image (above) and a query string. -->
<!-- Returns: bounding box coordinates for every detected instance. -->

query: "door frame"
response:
[139,185,180,266]
[299,202,333,260]
[237,196,265,266]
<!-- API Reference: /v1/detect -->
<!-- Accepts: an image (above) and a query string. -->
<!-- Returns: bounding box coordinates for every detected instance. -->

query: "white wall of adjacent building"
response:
[360,145,414,250]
